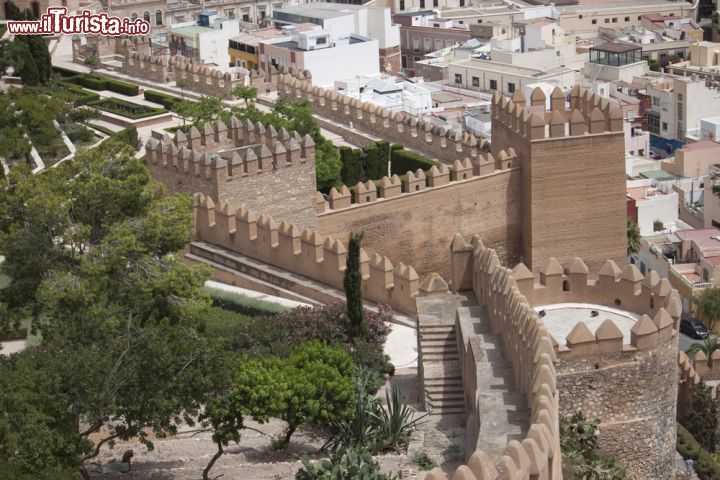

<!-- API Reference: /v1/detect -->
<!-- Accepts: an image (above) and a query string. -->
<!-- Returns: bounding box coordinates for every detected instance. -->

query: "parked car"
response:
[680,318,710,339]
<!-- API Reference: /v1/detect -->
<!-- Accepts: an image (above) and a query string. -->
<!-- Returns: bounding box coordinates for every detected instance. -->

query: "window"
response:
[612,17,617,22]
[624,16,630,21]
[477,19,482,23]
[507,82,515,93]
[143,10,150,22]
[242,9,250,22]
[678,93,683,101]
[592,19,597,24]
[433,0,438,6]
[638,16,642,20]
[412,37,420,52]
[472,76,479,87]
[459,0,464,6]
[31,1,39,17]
[704,269,710,282]
[401,56,407,68]
[423,38,431,52]
[131,12,137,20]
[662,122,668,131]
[155,9,162,25]
[652,96,660,107]
[316,36,327,45]
[419,0,425,8]
[435,39,442,51]
[399,0,405,8]
[454,73,462,84]
[490,79,497,90]
[579,14,583,19]
[604,18,609,23]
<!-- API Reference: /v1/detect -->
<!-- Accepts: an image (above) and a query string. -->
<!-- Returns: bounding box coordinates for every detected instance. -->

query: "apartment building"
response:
[270,3,400,73]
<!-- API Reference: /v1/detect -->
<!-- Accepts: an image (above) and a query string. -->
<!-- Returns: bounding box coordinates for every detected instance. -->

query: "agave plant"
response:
[372,386,427,454]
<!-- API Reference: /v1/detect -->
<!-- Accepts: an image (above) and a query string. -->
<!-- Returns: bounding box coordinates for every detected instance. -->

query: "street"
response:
[679,331,708,354]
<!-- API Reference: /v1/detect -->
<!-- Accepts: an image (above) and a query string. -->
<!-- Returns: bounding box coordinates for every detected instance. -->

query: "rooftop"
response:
[679,140,720,152]
[270,34,369,52]
[169,25,213,37]
[536,303,639,347]
[273,3,367,19]
[230,23,319,46]
[677,228,720,253]
[627,186,671,201]
[591,42,641,54]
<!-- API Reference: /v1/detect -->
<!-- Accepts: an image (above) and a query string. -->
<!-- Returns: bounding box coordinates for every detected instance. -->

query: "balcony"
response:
[669,262,712,294]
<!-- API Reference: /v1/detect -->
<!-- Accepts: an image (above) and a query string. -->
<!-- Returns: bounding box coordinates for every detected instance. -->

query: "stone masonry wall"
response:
[490,86,627,271]
[146,119,319,229]
[317,168,523,279]
[556,338,678,480]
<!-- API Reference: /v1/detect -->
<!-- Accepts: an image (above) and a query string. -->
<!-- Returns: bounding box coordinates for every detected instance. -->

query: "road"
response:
[679,331,707,354]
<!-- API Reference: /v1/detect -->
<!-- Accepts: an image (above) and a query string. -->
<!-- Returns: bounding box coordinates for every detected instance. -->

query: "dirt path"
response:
[91,369,465,480]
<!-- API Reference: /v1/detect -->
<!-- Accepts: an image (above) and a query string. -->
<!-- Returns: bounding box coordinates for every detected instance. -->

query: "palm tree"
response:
[627,219,640,256]
[686,336,720,367]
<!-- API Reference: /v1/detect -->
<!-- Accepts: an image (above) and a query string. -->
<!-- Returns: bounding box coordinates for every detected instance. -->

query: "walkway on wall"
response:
[457,304,529,459]
[186,241,417,328]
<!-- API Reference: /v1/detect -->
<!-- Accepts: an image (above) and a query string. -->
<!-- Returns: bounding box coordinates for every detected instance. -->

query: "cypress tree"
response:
[684,382,719,452]
[344,232,366,339]
[19,50,40,87]
[28,36,51,82]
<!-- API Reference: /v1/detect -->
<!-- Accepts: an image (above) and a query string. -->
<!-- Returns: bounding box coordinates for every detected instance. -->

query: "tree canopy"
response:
[0,139,227,479]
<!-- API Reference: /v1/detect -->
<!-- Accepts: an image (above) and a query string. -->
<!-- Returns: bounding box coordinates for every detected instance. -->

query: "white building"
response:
[334,77,433,116]
[270,4,400,72]
[627,179,679,236]
[701,116,720,141]
[168,12,241,67]
[261,29,380,87]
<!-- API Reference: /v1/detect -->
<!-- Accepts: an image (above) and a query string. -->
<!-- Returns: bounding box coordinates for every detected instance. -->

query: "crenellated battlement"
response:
[276,74,488,164]
[319,150,518,213]
[145,119,319,228]
[120,49,310,98]
[492,85,624,141]
[452,235,681,358]
[430,236,561,480]
[192,193,425,314]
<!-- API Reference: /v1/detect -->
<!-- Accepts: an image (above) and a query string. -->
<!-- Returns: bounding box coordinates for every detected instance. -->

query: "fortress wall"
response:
[490,86,627,271]
[317,167,523,280]
[443,242,682,480]
[277,74,488,164]
[146,120,319,229]
[192,194,422,315]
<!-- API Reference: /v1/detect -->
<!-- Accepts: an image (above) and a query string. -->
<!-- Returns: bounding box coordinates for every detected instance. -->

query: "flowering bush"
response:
[222,303,393,373]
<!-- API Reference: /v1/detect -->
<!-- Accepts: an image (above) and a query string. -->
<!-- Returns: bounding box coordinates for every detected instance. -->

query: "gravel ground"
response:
[90,368,465,480]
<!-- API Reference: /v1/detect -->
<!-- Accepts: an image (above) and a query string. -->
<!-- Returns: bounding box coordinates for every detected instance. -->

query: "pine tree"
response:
[684,382,719,452]
[344,232,366,339]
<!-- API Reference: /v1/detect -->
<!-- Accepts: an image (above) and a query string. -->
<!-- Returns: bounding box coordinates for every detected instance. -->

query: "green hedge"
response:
[678,424,720,479]
[144,90,183,111]
[86,122,115,136]
[0,327,28,341]
[390,147,438,176]
[107,127,138,147]
[202,286,288,317]
[52,66,80,78]
[61,71,139,96]
[56,80,100,105]
[88,97,166,119]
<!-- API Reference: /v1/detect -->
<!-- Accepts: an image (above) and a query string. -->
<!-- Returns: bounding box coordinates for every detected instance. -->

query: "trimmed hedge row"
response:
[56,81,100,105]
[677,423,720,479]
[88,97,166,119]
[389,146,439,176]
[203,286,288,317]
[54,68,140,96]
[107,127,139,147]
[85,122,115,136]
[144,90,184,111]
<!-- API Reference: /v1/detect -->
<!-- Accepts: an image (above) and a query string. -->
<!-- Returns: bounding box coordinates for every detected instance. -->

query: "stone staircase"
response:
[417,296,466,415]
[457,305,528,457]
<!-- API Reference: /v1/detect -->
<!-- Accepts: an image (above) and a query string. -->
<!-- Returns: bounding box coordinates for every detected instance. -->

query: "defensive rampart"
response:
[146,120,318,229]
[427,238,562,480]
[276,74,487,164]
[491,85,627,271]
[449,236,680,479]
[192,193,425,315]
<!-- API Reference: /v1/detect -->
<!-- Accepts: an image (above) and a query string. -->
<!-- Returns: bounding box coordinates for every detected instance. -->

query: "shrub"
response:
[560,412,628,479]
[296,448,398,480]
[52,66,80,77]
[411,452,437,471]
[89,98,165,120]
[55,81,100,105]
[64,124,95,143]
[73,74,107,91]
[227,303,392,370]
[390,147,438,176]
[107,127,138,148]
[201,286,287,316]
[682,382,719,452]
[144,90,183,111]
[85,123,115,136]
[104,78,139,96]
[678,423,720,480]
